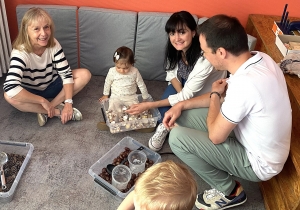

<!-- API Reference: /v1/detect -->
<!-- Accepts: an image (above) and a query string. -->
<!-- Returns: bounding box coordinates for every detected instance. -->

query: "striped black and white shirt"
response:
[3,38,74,98]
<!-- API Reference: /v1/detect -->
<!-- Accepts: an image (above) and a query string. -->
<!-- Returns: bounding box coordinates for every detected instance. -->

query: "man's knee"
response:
[169,127,184,148]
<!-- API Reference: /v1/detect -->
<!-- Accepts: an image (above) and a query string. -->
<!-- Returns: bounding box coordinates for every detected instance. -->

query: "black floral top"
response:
[177,59,195,81]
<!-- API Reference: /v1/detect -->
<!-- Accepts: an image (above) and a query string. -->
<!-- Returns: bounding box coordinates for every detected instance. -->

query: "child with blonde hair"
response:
[117,160,197,210]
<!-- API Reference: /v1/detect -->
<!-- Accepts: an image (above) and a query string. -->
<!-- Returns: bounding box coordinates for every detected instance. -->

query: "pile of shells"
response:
[106,106,156,133]
[98,147,154,193]
[0,153,25,192]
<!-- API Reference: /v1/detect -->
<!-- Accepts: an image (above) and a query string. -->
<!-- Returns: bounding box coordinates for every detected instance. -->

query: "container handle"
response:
[101,107,107,122]
[94,178,117,196]
[0,141,27,147]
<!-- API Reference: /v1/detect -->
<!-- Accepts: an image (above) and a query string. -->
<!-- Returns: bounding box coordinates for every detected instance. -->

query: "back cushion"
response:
[16,5,78,70]
[79,7,137,76]
[134,12,172,81]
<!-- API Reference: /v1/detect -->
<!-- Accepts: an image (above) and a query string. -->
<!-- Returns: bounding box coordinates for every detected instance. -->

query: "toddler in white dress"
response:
[99,46,149,111]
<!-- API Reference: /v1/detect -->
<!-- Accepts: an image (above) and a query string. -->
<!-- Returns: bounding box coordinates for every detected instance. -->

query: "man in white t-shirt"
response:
[163,14,292,210]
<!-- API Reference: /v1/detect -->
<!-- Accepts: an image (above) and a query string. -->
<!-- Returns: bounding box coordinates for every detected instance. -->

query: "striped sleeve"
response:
[52,39,74,84]
[3,52,27,98]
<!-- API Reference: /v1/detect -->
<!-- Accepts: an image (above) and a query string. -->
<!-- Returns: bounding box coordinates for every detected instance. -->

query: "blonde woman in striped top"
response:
[3,7,91,126]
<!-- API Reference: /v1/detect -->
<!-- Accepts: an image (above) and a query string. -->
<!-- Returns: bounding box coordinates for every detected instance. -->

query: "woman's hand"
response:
[41,100,55,118]
[126,102,152,115]
[60,103,73,124]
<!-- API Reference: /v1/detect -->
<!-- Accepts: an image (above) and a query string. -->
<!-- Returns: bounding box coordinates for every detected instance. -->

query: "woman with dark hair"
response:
[127,11,226,151]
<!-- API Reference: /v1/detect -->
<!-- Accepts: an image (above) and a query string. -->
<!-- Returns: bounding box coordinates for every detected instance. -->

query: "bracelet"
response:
[64,99,73,104]
[210,92,221,99]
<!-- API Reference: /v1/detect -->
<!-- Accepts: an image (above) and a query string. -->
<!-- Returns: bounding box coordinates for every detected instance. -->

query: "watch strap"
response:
[64,99,73,104]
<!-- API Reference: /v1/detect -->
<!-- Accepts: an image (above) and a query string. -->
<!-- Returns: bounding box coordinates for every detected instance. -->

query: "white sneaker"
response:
[195,181,247,210]
[148,123,169,151]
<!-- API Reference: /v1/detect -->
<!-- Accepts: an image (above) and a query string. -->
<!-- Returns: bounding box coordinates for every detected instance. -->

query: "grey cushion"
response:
[16,5,78,70]
[134,12,172,81]
[247,34,257,51]
[79,7,137,76]
[135,12,198,81]
[198,17,208,25]
[197,17,257,51]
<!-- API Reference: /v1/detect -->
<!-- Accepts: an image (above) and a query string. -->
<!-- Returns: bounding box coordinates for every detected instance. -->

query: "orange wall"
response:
[5,0,300,42]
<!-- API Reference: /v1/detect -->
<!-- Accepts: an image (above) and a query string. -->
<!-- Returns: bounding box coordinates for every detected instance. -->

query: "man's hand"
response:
[126,102,151,115]
[211,79,228,95]
[60,103,73,124]
[163,103,183,130]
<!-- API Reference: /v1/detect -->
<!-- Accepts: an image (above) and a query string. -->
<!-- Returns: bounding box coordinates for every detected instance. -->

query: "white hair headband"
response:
[114,52,120,61]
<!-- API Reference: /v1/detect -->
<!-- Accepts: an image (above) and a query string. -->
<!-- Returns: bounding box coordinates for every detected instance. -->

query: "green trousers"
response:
[169,108,261,195]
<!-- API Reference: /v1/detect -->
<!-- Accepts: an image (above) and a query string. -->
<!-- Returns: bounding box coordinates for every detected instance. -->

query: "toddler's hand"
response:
[99,95,108,102]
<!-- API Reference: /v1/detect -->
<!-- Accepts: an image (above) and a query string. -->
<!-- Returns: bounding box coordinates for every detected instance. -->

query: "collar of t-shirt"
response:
[229,51,263,78]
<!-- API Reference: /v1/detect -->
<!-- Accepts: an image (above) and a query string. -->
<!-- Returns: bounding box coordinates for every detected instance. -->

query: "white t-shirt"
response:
[221,52,292,181]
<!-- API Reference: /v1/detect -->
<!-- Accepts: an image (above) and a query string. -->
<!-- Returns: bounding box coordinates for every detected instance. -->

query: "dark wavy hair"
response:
[164,11,201,71]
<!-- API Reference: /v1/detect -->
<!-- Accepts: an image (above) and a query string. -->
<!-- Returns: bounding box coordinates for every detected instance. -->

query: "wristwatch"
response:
[64,99,73,104]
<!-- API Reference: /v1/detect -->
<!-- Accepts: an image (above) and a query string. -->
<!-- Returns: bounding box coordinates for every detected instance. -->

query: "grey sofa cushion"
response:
[79,7,137,76]
[198,17,208,25]
[247,34,257,51]
[16,5,78,70]
[134,12,172,81]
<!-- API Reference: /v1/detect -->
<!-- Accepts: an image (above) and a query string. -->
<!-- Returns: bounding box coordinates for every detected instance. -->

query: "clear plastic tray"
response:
[88,136,161,199]
[100,94,161,133]
[0,141,34,203]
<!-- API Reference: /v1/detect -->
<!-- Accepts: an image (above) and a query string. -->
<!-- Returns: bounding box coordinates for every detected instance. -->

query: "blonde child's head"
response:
[134,160,197,210]
[13,7,56,53]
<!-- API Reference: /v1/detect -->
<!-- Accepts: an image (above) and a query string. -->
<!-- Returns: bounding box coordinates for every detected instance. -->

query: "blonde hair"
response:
[134,160,197,210]
[13,7,56,53]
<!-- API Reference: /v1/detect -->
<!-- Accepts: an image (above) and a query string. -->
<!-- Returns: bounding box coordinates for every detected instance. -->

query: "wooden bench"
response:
[246,14,300,210]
